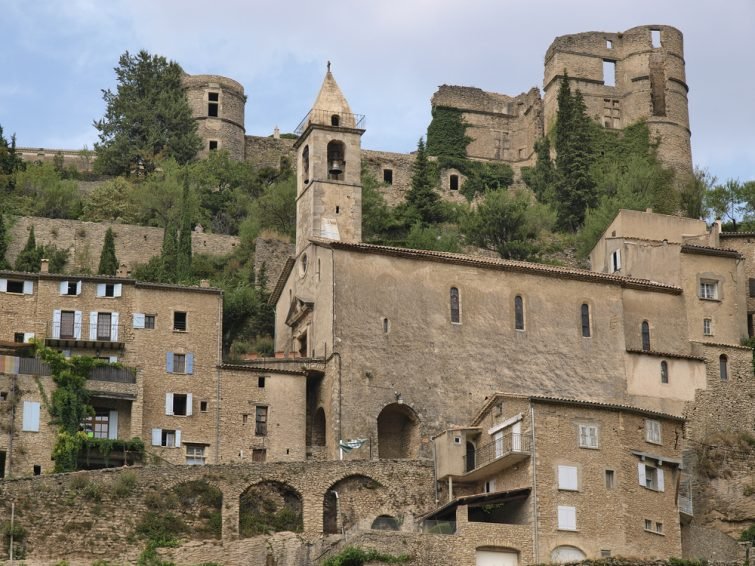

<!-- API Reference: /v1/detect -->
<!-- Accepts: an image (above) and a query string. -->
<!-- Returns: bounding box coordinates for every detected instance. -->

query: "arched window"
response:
[466,441,476,472]
[641,321,650,351]
[302,145,310,183]
[660,361,669,384]
[581,304,591,337]
[719,355,728,381]
[327,140,345,180]
[450,287,460,324]
[514,295,524,330]
[331,114,340,127]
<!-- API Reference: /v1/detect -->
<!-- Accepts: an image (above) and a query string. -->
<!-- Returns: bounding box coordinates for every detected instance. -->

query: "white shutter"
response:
[616,250,621,270]
[558,465,579,491]
[23,333,35,343]
[89,311,98,340]
[0,279,6,292]
[638,462,646,486]
[151,428,162,446]
[73,311,82,339]
[22,401,40,432]
[111,312,119,341]
[133,313,145,329]
[76,280,82,295]
[113,283,122,297]
[96,283,106,297]
[22,280,33,294]
[59,281,68,294]
[186,393,193,416]
[52,309,62,339]
[175,430,181,447]
[657,468,665,492]
[108,356,118,363]
[557,506,576,530]
[165,393,174,415]
[108,410,118,440]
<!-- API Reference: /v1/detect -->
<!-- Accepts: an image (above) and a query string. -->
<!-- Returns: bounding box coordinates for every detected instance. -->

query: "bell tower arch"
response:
[293,64,365,255]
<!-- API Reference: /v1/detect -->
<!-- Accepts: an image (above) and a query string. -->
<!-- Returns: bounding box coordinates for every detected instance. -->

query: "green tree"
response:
[0,124,24,190]
[404,222,461,253]
[401,138,444,226]
[98,227,119,275]
[0,213,9,269]
[14,163,81,218]
[176,176,193,281]
[94,50,201,176]
[554,78,597,231]
[521,137,557,204]
[706,179,742,229]
[462,189,555,260]
[161,219,179,282]
[361,168,401,243]
[244,174,297,240]
[81,177,139,223]
[38,244,69,273]
[15,226,41,272]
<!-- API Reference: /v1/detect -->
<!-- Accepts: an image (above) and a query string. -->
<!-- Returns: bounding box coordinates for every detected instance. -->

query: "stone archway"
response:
[239,480,303,537]
[322,474,384,534]
[377,403,420,459]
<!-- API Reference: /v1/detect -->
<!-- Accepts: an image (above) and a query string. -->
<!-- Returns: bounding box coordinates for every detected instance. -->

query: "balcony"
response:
[0,354,136,385]
[45,320,125,350]
[294,109,366,135]
[461,433,531,482]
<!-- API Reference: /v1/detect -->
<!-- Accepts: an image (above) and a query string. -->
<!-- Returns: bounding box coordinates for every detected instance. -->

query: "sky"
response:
[1,0,753,183]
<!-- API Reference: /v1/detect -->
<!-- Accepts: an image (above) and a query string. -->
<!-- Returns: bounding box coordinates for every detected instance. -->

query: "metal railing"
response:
[0,354,135,383]
[464,433,530,472]
[48,321,124,342]
[294,109,366,135]
[421,520,457,534]
[678,495,693,515]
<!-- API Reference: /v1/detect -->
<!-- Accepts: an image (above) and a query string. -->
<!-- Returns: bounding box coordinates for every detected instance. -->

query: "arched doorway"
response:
[550,545,586,563]
[377,403,419,459]
[239,481,303,537]
[466,441,476,472]
[312,407,326,446]
[323,474,384,534]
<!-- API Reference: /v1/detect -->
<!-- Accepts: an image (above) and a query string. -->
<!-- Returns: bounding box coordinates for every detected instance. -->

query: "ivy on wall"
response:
[426,106,470,160]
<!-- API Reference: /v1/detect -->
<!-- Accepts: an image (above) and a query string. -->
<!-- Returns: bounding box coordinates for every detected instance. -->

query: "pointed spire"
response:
[309,62,355,128]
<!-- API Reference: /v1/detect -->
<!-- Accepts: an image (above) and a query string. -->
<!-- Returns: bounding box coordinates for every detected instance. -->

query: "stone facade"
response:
[6,216,240,274]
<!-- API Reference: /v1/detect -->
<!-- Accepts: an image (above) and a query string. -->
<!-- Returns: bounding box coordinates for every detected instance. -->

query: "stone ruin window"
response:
[255,406,268,436]
[651,30,661,48]
[603,60,616,87]
[383,169,393,185]
[208,92,219,117]
[449,174,459,191]
[606,39,613,49]
[209,140,218,151]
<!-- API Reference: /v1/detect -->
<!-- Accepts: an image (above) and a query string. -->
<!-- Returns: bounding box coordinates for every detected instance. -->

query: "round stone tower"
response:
[182,74,246,161]
[543,25,692,175]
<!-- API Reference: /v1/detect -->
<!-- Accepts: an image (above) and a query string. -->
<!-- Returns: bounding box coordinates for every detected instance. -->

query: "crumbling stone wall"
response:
[0,460,434,563]
[6,217,239,273]
[254,236,294,292]
[244,135,296,170]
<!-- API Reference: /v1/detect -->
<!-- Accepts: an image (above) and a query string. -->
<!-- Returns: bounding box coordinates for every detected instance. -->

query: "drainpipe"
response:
[215,294,223,464]
[432,440,439,504]
[7,374,16,478]
[530,403,539,564]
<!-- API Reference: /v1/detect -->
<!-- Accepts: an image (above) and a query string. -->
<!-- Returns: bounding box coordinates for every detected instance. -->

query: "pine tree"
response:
[0,214,9,269]
[404,138,443,226]
[15,226,41,272]
[97,227,119,275]
[176,176,193,281]
[160,219,179,282]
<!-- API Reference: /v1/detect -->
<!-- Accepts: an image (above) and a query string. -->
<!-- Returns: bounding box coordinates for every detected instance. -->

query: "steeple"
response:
[293,63,365,255]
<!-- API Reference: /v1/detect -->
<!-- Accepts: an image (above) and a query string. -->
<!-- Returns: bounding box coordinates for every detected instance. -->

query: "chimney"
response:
[40,259,49,273]
[200,279,210,288]
[273,126,280,139]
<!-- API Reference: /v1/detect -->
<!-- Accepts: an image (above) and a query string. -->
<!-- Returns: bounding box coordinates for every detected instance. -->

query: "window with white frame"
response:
[703,318,712,336]
[96,283,122,298]
[1,278,34,294]
[638,462,665,491]
[699,280,718,300]
[558,465,579,491]
[645,419,661,444]
[165,393,192,416]
[151,428,181,447]
[610,249,621,273]
[186,444,206,465]
[578,424,598,448]
[557,505,577,531]
[166,352,193,374]
[22,401,41,432]
[60,280,81,296]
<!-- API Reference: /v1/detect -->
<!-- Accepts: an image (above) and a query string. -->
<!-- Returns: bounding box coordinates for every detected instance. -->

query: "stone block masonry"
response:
[6,216,240,273]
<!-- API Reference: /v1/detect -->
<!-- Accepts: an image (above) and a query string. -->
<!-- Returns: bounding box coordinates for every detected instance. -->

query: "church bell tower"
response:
[293,64,365,255]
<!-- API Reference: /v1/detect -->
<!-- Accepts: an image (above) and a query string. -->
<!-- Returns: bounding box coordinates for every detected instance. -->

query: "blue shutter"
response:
[166,352,174,373]
[186,353,194,374]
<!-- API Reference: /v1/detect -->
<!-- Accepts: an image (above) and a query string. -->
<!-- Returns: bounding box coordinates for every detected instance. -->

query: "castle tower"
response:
[543,25,692,175]
[182,74,246,161]
[293,65,365,255]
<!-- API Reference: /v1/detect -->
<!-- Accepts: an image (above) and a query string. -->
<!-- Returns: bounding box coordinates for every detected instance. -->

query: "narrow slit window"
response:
[514,295,524,330]
[719,355,728,381]
[450,287,460,324]
[641,321,651,351]
[383,169,393,185]
[581,304,591,337]
[449,175,459,191]
[660,361,669,384]
[603,60,616,87]
[606,39,613,49]
[651,30,661,48]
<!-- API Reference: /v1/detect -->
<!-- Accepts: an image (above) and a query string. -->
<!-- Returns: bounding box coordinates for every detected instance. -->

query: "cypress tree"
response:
[97,227,119,275]
[161,220,178,282]
[15,226,41,272]
[0,214,9,269]
[405,138,443,226]
[176,176,193,281]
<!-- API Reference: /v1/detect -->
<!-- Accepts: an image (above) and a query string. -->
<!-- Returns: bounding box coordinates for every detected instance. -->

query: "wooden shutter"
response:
[113,283,122,297]
[166,352,174,373]
[657,468,665,492]
[186,394,193,416]
[186,354,194,374]
[59,281,68,294]
[22,401,40,432]
[52,309,62,339]
[73,311,82,339]
[96,283,106,297]
[557,506,576,530]
[151,428,162,446]
[558,465,579,491]
[133,313,145,329]
[23,281,33,294]
[175,430,182,447]
[76,280,82,295]
[165,393,174,415]
[89,312,98,340]
[111,312,119,341]
[108,410,118,440]
[0,279,6,292]
[638,462,646,486]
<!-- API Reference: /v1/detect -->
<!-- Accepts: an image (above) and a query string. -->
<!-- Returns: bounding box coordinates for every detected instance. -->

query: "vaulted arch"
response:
[377,403,420,459]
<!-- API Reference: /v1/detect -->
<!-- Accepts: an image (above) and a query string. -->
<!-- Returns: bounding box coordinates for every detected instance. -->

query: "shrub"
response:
[323,546,410,566]
[112,471,138,498]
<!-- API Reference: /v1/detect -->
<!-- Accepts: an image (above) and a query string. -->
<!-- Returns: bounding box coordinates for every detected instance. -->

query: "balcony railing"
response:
[464,433,530,473]
[0,354,135,384]
[678,495,693,516]
[294,109,366,135]
[421,520,457,535]
[47,321,124,343]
